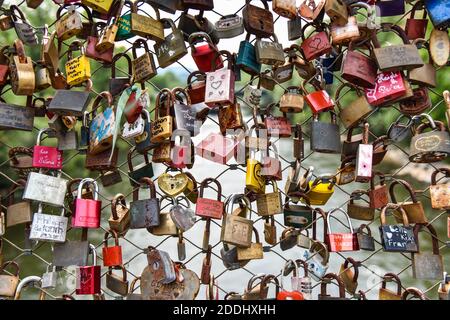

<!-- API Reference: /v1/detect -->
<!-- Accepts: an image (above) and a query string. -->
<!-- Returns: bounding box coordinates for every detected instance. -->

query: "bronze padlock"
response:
[109,193,131,236]
[429,168,450,210]
[390,179,427,224]
[9,39,34,96]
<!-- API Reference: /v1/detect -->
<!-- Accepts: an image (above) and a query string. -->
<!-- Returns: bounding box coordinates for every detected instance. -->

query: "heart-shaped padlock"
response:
[157,172,189,197]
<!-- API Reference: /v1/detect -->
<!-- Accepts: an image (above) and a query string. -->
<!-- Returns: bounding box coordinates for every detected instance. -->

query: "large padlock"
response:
[255,34,285,66]
[131,39,157,83]
[408,39,437,88]
[23,171,68,207]
[130,0,164,41]
[102,229,123,267]
[204,50,235,107]
[310,111,341,154]
[30,205,68,243]
[196,178,224,220]
[430,168,450,210]
[109,193,131,236]
[409,115,450,163]
[307,175,336,206]
[130,177,160,229]
[242,0,274,38]
[325,208,359,252]
[347,190,375,221]
[389,179,427,224]
[301,22,332,61]
[72,178,101,229]
[335,82,373,129]
[76,244,101,295]
[341,41,377,89]
[379,204,418,253]
[256,180,282,217]
[65,41,91,86]
[412,224,444,280]
[372,23,424,72]
[151,89,174,143]
[221,195,254,247]
[88,91,115,155]
[48,79,92,117]
[189,32,223,73]
[236,227,264,261]
[32,128,63,169]
[9,39,35,96]
[154,18,188,68]
[330,15,360,46]
[283,192,313,229]
[405,1,428,40]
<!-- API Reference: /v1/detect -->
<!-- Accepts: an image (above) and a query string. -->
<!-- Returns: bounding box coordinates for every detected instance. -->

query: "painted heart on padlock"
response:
[211,81,223,90]
[158,173,189,196]
[141,267,200,300]
[308,37,323,50]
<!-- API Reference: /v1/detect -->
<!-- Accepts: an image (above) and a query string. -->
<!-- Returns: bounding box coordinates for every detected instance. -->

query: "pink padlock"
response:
[72,178,102,229]
[32,128,63,169]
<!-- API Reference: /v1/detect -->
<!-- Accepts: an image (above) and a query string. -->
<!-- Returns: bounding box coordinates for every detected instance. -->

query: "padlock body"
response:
[73,198,101,228]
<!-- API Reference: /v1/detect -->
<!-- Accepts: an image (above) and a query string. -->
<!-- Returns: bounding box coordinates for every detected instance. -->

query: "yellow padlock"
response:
[245,149,266,194]
[304,174,336,205]
[82,0,114,14]
[65,41,91,86]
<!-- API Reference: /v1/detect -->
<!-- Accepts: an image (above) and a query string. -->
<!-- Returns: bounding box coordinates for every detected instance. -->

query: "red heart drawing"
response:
[308,37,323,50]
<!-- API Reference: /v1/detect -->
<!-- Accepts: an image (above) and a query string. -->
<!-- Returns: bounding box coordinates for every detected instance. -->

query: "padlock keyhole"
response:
[259,19,264,30]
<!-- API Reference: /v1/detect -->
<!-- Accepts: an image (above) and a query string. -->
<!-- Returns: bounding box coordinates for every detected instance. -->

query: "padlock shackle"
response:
[160,18,177,33]
[326,208,354,234]
[188,31,214,49]
[335,81,364,112]
[199,177,222,201]
[155,88,174,121]
[225,193,251,217]
[104,229,120,248]
[187,70,206,87]
[343,257,360,284]
[107,264,127,282]
[312,208,327,242]
[310,174,337,189]
[77,178,99,200]
[310,240,330,265]
[413,223,440,255]
[379,203,410,226]
[172,87,192,106]
[409,0,427,19]
[389,179,419,204]
[35,128,56,146]
[88,243,97,266]
[261,274,280,297]
[381,272,402,294]
[56,3,93,22]
[111,193,127,221]
[349,189,369,205]
[14,276,44,300]
[91,91,114,115]
[356,223,372,237]
[1,260,20,276]
[133,177,157,201]
[295,259,309,278]
[372,22,410,48]
[431,167,450,186]
[370,170,386,189]
[415,120,446,134]
[320,273,345,298]
[111,52,132,78]
[401,287,427,300]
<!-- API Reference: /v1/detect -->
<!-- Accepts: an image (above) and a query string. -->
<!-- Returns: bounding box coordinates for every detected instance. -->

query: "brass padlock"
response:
[221,195,253,247]
[347,190,375,221]
[236,227,264,261]
[132,39,157,83]
[390,179,427,224]
[256,180,282,216]
[279,86,304,113]
[379,273,402,300]
[109,193,131,236]
[9,39,35,96]
[430,168,450,210]
[34,61,52,91]
[151,89,174,143]
[339,257,359,295]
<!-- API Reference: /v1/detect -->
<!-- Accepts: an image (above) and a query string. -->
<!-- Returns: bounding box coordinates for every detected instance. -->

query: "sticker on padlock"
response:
[122,115,145,139]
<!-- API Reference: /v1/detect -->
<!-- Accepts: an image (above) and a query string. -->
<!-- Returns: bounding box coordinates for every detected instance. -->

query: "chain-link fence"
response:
[0,0,449,300]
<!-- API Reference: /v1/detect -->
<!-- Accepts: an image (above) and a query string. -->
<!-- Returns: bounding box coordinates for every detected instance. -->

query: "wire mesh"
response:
[0,0,448,300]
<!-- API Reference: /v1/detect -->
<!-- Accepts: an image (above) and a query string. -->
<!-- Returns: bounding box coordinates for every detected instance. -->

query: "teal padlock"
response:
[115,0,134,41]
[237,33,261,76]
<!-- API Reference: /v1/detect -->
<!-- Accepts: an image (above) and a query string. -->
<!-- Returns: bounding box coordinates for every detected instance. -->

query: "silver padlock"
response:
[23,170,68,207]
[170,196,196,232]
[41,264,58,289]
[297,230,311,249]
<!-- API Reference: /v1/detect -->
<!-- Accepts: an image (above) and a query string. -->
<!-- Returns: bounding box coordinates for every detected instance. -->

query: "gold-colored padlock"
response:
[9,39,35,96]
[236,227,264,261]
[256,180,282,216]
[151,89,173,143]
[34,61,52,91]
[108,194,130,236]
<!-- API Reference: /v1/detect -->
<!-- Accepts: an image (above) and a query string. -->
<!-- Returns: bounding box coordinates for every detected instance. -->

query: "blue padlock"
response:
[376,0,405,17]
[237,34,261,76]
[425,0,450,29]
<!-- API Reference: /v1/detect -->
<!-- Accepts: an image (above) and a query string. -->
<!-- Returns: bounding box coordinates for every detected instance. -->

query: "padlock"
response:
[356,224,375,251]
[85,22,114,63]
[372,135,389,166]
[399,87,432,116]
[277,260,304,300]
[189,32,223,73]
[242,0,274,38]
[170,196,196,232]
[109,193,131,236]
[136,110,157,154]
[355,122,373,183]
[85,146,119,172]
[255,34,285,66]
[144,247,177,285]
[301,22,332,61]
[365,71,407,107]
[109,53,132,97]
[215,14,244,39]
[242,275,266,300]
[341,124,365,160]
[186,71,206,104]
[218,101,245,135]
[245,149,266,194]
[310,111,341,154]
[389,179,427,224]
[341,41,377,89]
[106,265,129,296]
[201,245,212,285]
[279,86,304,113]
[41,265,58,289]
[325,208,359,252]
[0,261,20,297]
[325,0,349,25]
[127,147,154,187]
[65,41,91,87]
[409,115,450,163]
[148,197,178,236]
[88,91,115,155]
[298,0,326,21]
[220,243,249,271]
[330,15,360,45]
[263,216,277,245]
[307,175,336,205]
[336,156,356,186]
[130,0,164,41]
[48,79,92,117]
[379,203,418,253]
[55,4,86,40]
[115,0,135,41]
[372,23,423,72]
[9,39,35,96]
[130,177,160,229]
[379,273,402,300]
[424,0,450,30]
[102,229,123,267]
[24,170,68,207]
[279,227,300,251]
[124,86,149,124]
[405,1,428,40]
[131,39,157,83]
[13,276,48,300]
[178,9,219,44]
[375,0,404,17]
[297,229,312,249]
[261,145,282,181]
[204,50,234,107]
[32,128,63,169]
[335,83,373,129]
[412,224,444,280]
[318,273,347,300]
[34,61,52,91]
[0,14,13,31]
[408,39,437,88]
[303,240,329,279]
[52,227,90,267]
[10,5,38,46]
[151,89,174,143]
[221,195,254,248]
[347,190,375,221]
[303,77,335,114]
[339,257,360,295]
[283,192,313,229]
[256,181,282,217]
[262,104,291,138]
[196,178,224,220]
[30,204,68,243]
[6,181,32,225]
[237,33,261,76]
[72,178,102,229]
[438,273,450,301]
[183,172,199,205]
[293,260,312,300]
[154,18,187,68]
[368,171,389,209]
[430,168,450,210]
[288,16,303,41]
[76,244,101,295]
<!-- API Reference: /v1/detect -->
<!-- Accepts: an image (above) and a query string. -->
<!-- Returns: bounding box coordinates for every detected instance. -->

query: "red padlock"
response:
[277,260,305,300]
[301,22,332,61]
[405,1,428,40]
[76,244,101,295]
[72,178,102,228]
[195,178,224,220]
[325,208,360,252]
[189,32,223,72]
[102,229,123,267]
[365,71,406,106]
[32,128,63,169]
[261,144,282,181]
[187,71,206,104]
[302,77,335,114]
